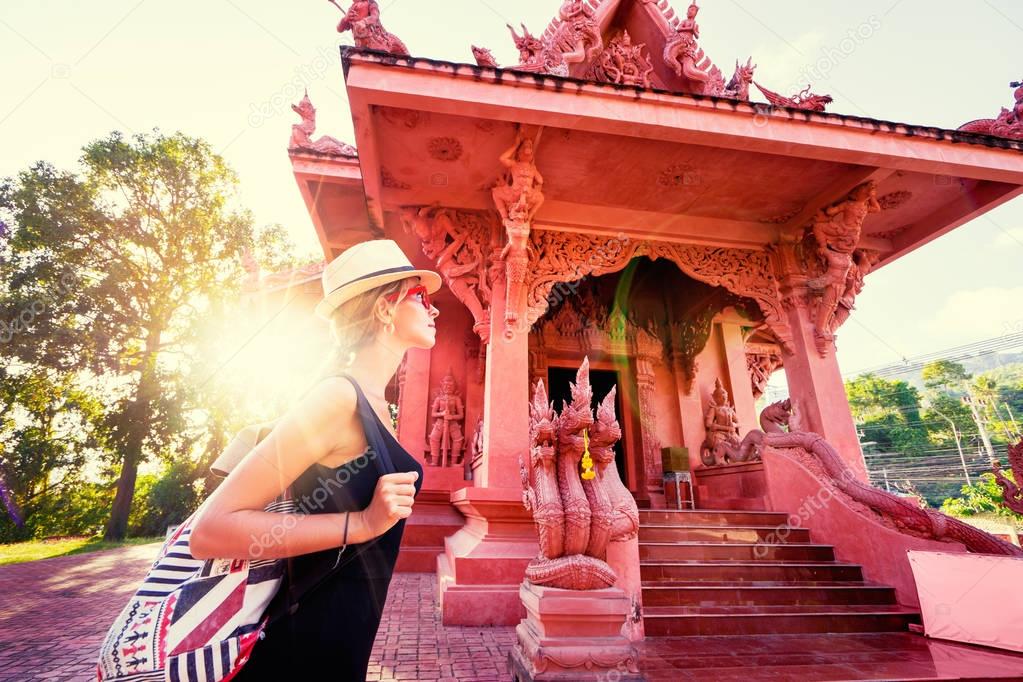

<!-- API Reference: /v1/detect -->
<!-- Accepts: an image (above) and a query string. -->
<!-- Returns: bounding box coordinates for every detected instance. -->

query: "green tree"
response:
[845,373,930,456]
[940,471,1023,526]
[0,130,290,540]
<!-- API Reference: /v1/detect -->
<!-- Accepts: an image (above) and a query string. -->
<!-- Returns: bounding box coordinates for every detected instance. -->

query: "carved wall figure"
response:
[701,378,744,466]
[330,0,409,55]
[428,370,465,466]
[289,93,357,157]
[663,1,724,92]
[519,358,639,590]
[590,31,654,88]
[507,23,545,67]
[400,206,495,340]
[747,346,783,400]
[807,181,881,355]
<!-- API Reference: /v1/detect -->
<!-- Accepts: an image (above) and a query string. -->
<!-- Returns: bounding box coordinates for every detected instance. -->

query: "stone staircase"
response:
[639,509,921,637]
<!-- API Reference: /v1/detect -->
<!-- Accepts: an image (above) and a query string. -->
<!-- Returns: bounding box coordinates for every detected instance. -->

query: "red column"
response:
[437,288,538,626]
[774,242,868,482]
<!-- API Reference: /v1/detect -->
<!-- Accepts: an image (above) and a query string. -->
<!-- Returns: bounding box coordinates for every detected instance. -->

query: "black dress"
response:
[235,373,424,681]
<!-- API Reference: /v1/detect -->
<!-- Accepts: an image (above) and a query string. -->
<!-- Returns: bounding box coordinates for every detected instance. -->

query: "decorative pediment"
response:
[483,0,826,108]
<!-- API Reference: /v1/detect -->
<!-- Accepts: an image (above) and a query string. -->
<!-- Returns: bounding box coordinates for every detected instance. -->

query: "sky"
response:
[1,0,1022,378]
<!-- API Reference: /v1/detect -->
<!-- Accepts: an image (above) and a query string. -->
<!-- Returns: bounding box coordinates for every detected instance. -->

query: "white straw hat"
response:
[314,239,442,320]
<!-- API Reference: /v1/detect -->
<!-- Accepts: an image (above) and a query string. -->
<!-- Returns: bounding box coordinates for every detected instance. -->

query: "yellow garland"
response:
[580,429,595,480]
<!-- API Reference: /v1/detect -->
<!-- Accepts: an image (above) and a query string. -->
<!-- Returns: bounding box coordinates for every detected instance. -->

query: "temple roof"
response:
[290,48,1023,271]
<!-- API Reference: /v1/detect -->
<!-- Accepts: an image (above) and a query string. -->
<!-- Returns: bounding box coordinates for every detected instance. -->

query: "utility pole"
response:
[962,391,996,461]
[1004,403,1021,441]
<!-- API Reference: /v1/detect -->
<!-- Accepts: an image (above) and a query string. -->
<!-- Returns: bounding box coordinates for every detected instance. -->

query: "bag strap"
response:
[267,372,399,627]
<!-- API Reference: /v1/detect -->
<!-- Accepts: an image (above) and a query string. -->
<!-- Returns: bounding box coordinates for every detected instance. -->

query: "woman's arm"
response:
[189,378,409,561]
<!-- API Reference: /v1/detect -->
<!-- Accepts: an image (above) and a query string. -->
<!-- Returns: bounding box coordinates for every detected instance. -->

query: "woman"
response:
[190,239,441,680]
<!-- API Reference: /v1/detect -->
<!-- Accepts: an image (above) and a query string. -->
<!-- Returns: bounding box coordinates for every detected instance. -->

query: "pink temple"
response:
[278,0,1023,677]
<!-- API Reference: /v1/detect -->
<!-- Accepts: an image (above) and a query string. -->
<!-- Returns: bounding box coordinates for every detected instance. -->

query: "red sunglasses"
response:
[384,284,432,310]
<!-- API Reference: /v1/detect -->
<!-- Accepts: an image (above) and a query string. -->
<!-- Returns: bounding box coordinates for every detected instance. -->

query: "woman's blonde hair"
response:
[323,276,417,372]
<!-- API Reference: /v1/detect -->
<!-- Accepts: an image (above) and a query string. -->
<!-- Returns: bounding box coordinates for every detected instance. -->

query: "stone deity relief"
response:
[330,0,409,55]
[428,370,465,467]
[700,378,742,466]
[289,93,357,157]
[663,1,725,93]
[590,31,654,88]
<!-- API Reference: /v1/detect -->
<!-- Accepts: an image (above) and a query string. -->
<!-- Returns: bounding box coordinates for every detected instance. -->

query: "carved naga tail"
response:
[757,401,1023,557]
[520,357,638,589]
[992,439,1023,516]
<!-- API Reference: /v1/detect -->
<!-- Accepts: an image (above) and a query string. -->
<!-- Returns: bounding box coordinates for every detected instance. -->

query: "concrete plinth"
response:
[437,486,537,625]
[507,581,643,681]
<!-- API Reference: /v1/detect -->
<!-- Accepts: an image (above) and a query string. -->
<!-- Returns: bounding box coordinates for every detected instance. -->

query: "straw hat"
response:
[314,239,442,320]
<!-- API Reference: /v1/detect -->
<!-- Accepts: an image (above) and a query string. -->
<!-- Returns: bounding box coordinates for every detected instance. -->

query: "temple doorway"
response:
[547,366,628,483]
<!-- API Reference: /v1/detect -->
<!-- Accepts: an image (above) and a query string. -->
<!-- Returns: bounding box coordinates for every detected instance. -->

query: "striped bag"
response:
[96,421,288,682]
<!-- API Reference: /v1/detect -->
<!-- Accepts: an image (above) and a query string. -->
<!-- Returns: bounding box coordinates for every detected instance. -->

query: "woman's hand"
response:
[358,471,419,538]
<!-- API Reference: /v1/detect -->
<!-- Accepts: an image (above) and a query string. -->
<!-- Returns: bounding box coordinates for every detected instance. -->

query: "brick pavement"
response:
[0,544,516,682]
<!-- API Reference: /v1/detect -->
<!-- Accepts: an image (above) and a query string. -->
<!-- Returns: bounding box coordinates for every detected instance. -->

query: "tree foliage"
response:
[1,130,293,540]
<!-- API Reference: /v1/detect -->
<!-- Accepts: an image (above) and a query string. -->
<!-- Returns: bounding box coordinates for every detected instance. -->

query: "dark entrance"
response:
[547,367,628,485]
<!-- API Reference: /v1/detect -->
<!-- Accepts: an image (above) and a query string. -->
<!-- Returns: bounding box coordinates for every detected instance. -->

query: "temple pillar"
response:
[397,347,431,461]
[774,242,868,482]
[437,284,538,625]
[634,344,664,503]
[719,321,758,434]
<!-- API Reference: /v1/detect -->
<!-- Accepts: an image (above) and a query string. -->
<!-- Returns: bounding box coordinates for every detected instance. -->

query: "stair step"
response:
[639,542,835,562]
[639,524,812,544]
[643,605,920,636]
[641,561,864,583]
[641,583,898,607]
[639,509,790,526]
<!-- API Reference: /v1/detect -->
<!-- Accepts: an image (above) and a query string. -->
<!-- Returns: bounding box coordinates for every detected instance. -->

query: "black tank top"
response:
[269,372,424,616]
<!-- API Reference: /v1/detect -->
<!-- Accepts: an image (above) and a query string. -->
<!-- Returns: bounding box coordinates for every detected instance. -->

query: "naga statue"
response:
[751,400,1023,557]
[959,80,1023,141]
[519,358,639,590]
[507,23,545,68]
[507,22,569,76]
[720,57,756,101]
[329,0,409,56]
[754,82,834,112]
[992,438,1023,515]
[289,92,358,157]
[471,45,499,68]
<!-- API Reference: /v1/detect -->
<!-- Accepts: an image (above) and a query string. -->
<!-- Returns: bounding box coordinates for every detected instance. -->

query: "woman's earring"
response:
[386,320,396,335]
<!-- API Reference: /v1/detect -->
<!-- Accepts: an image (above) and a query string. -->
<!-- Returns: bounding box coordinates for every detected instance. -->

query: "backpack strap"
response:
[267,372,399,627]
